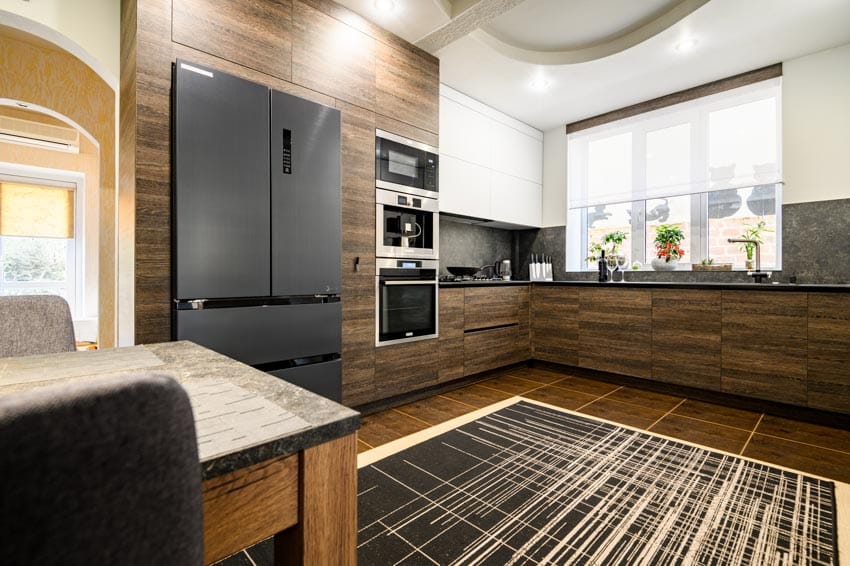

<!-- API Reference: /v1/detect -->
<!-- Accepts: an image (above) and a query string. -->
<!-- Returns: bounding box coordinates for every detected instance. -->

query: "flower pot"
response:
[651,257,678,271]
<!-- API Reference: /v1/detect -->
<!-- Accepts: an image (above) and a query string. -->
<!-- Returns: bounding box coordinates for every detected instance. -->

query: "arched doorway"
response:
[0,20,118,348]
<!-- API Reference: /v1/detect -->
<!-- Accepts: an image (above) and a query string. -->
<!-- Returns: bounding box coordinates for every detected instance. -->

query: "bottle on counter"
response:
[598,251,609,282]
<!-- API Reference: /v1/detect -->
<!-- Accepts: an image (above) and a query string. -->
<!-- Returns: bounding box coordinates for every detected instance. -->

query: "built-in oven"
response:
[375,129,438,199]
[376,188,439,260]
[376,258,438,346]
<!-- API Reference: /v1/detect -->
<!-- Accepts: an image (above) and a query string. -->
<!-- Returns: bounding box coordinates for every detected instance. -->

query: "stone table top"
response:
[0,341,360,480]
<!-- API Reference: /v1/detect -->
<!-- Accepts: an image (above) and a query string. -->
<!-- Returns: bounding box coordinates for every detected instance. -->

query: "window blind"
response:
[0,181,75,238]
[567,77,782,209]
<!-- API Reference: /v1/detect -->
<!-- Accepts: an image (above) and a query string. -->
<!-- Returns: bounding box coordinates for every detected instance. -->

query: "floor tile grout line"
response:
[647,398,689,431]
[740,413,764,455]
[657,412,761,434]
[574,385,624,412]
[750,430,850,456]
[436,393,480,410]
[391,407,437,428]
[358,437,375,449]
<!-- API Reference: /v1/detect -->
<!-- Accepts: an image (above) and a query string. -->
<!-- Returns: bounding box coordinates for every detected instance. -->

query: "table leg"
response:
[274,433,357,565]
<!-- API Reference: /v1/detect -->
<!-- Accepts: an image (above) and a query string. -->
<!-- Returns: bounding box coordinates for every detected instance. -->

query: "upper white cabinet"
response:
[439,85,543,228]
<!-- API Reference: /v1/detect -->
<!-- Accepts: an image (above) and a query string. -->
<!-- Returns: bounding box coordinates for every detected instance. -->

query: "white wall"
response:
[542,127,567,227]
[0,0,119,83]
[782,42,850,205]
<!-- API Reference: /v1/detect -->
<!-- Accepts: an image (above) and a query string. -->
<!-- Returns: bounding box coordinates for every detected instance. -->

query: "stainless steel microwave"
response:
[375,129,438,199]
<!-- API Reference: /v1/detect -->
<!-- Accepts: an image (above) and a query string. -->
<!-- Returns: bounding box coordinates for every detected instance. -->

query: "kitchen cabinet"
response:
[439,155,491,219]
[375,41,440,134]
[462,286,530,376]
[578,288,653,379]
[438,86,542,227]
[438,288,464,382]
[374,339,439,398]
[490,171,542,227]
[531,286,579,366]
[806,294,850,413]
[651,289,721,391]
[721,291,808,405]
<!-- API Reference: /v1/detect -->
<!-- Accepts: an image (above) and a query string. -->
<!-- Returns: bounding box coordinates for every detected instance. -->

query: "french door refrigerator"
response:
[173,60,342,401]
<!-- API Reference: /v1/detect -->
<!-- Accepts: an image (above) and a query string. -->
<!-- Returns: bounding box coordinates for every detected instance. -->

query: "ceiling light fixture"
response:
[374,0,395,13]
[529,76,550,91]
[674,38,698,53]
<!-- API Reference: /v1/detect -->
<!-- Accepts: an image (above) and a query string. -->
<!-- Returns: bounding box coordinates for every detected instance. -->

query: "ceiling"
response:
[336,0,850,131]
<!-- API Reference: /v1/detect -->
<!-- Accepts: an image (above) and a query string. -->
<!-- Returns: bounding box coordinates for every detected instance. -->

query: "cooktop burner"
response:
[439,275,505,282]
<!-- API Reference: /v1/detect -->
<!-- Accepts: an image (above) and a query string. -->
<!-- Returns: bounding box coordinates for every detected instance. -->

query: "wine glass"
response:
[606,252,618,283]
[613,253,629,282]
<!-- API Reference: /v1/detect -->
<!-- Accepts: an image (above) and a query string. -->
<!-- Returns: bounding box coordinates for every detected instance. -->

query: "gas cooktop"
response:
[439,275,506,282]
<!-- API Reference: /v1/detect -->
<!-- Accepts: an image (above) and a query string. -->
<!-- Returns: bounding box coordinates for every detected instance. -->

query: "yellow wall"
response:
[0,26,116,346]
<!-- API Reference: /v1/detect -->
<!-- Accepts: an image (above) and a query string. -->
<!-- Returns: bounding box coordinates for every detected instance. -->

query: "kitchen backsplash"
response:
[439,217,513,275]
[439,198,849,284]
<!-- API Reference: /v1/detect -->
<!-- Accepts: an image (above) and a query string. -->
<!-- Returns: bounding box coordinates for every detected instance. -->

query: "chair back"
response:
[0,372,204,565]
[0,295,76,358]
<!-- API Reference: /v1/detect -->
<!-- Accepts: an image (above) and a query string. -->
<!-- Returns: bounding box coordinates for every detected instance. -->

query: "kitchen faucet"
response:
[727,238,771,283]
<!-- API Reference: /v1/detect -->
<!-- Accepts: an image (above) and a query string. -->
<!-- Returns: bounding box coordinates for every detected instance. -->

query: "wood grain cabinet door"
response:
[439,288,464,382]
[464,287,520,331]
[721,291,808,405]
[464,326,520,376]
[578,288,652,378]
[375,42,439,134]
[172,0,293,81]
[807,293,850,413]
[374,339,439,398]
[531,286,579,366]
[651,289,721,390]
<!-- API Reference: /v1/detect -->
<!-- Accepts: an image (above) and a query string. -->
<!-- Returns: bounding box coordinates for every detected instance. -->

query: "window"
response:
[0,174,84,317]
[567,78,781,271]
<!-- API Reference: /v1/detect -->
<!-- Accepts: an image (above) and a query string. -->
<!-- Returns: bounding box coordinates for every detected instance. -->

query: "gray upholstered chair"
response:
[0,295,76,358]
[0,372,204,565]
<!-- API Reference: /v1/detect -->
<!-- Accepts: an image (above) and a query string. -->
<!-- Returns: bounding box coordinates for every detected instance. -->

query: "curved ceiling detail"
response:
[465,0,709,65]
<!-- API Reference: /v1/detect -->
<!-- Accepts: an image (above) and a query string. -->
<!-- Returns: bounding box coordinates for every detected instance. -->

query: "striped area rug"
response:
[357,399,839,565]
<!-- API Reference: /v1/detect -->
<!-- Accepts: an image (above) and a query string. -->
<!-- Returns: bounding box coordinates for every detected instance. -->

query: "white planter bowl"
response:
[651,257,678,271]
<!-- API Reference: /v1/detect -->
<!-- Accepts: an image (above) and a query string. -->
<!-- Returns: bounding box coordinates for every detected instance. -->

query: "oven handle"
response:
[381,280,437,286]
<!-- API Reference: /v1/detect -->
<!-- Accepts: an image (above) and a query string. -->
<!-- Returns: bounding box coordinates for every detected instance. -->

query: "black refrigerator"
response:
[173,59,342,401]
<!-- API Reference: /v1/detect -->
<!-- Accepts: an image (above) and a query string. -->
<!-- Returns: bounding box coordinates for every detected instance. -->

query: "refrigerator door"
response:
[175,303,341,366]
[174,60,271,299]
[268,359,342,402]
[270,90,341,296]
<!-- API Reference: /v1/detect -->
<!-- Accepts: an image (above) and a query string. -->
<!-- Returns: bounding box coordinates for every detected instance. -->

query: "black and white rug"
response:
[358,399,840,565]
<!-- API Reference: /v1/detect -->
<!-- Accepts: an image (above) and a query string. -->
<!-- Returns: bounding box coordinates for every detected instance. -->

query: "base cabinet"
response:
[438,288,464,382]
[464,326,521,376]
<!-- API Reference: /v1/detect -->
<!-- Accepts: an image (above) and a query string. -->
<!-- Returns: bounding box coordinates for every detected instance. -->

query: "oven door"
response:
[376,278,438,346]
[376,189,439,260]
[376,130,438,199]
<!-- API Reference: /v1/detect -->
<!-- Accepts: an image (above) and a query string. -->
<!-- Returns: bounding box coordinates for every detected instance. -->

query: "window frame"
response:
[0,165,86,316]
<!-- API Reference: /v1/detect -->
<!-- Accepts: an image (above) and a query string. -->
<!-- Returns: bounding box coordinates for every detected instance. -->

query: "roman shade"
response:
[0,181,75,239]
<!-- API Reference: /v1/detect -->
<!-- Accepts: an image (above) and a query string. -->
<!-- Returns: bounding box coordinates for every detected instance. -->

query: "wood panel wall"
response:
[123,0,439,406]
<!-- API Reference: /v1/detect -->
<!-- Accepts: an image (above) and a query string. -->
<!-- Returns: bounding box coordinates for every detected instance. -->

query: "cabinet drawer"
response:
[464,287,521,331]
[269,359,341,402]
[464,326,520,376]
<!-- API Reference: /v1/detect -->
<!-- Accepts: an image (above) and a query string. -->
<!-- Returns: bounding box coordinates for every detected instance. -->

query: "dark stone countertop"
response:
[439,280,532,288]
[535,281,850,292]
[439,279,850,292]
[0,341,360,480]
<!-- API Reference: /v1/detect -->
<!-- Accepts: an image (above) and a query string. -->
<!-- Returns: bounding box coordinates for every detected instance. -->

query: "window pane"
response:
[707,185,778,269]
[588,133,632,204]
[646,123,690,195]
[645,195,692,264]
[585,202,633,269]
[709,98,778,188]
[1,236,69,283]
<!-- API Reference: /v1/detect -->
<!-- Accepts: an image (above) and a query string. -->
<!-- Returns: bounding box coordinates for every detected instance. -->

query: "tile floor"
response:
[220,363,850,565]
[358,364,850,484]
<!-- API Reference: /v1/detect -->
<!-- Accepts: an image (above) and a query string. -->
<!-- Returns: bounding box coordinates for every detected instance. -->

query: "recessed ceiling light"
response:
[674,38,698,53]
[529,76,550,91]
[374,0,395,13]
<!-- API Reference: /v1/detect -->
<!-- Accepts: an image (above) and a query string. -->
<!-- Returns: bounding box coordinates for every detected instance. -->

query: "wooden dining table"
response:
[0,340,360,565]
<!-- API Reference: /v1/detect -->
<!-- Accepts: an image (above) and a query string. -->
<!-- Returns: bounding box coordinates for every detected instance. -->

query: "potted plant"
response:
[651,224,685,271]
[693,258,733,271]
[738,220,771,270]
[586,231,627,263]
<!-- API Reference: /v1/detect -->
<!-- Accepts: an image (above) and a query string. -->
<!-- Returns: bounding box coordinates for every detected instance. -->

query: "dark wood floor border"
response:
[565,63,782,134]
[529,360,850,431]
